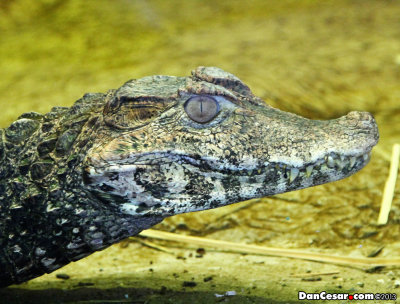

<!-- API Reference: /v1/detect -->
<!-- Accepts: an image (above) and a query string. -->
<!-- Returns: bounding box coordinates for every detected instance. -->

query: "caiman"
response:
[0,67,379,287]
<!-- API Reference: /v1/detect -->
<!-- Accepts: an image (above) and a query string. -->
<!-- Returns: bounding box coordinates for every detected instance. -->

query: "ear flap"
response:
[191,66,251,96]
[103,75,185,129]
[104,99,171,129]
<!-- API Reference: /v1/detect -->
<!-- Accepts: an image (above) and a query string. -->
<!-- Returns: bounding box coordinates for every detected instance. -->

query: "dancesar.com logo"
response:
[298,291,397,301]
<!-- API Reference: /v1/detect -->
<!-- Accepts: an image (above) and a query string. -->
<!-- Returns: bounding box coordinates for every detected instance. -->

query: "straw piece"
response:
[135,238,176,254]
[377,143,400,225]
[290,271,339,277]
[139,229,400,267]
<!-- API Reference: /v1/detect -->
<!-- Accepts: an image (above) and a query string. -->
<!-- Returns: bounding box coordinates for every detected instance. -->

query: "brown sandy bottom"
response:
[0,0,400,303]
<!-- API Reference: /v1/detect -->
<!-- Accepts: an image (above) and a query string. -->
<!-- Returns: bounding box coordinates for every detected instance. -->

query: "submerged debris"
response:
[55,273,70,280]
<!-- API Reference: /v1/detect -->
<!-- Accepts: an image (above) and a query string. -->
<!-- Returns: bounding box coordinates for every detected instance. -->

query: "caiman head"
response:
[83,67,379,218]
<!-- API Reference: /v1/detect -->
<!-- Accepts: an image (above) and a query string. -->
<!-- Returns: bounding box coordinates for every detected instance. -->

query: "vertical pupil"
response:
[184,96,219,123]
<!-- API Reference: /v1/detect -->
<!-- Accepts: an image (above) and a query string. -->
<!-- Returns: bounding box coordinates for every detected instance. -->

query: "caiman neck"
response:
[0,94,109,224]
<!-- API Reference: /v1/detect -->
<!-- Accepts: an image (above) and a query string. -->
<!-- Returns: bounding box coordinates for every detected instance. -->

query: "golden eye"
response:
[184,96,220,123]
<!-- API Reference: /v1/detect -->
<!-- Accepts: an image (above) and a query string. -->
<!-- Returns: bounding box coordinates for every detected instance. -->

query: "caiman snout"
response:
[345,110,374,121]
[342,111,378,129]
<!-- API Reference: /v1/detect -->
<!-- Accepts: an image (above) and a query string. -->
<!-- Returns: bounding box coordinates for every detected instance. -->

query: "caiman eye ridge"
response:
[184,95,220,123]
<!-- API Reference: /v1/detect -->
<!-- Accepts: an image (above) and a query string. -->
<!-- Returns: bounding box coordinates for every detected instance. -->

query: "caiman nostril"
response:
[346,111,374,122]
[338,111,378,133]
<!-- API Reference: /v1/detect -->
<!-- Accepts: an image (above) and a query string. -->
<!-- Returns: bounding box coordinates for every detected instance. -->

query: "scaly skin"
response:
[0,67,378,287]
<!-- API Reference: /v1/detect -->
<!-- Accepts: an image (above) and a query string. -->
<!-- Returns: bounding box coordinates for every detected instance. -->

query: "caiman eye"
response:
[184,96,220,123]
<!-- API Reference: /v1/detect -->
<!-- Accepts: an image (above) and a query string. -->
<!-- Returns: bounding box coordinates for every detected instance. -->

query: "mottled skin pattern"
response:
[0,67,378,287]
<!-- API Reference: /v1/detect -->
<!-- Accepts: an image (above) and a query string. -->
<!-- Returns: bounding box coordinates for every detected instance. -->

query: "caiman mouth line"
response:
[91,149,372,183]
[207,151,372,181]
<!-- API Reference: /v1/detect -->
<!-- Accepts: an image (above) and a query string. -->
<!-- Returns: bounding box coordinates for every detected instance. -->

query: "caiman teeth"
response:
[305,165,313,178]
[182,150,371,178]
[349,156,356,168]
[317,151,371,172]
[233,167,266,176]
[326,155,335,168]
[335,158,346,169]
[230,151,372,180]
[245,151,372,183]
[289,168,299,183]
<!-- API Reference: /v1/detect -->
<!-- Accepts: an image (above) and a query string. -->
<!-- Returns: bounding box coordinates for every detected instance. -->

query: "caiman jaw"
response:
[82,67,379,218]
